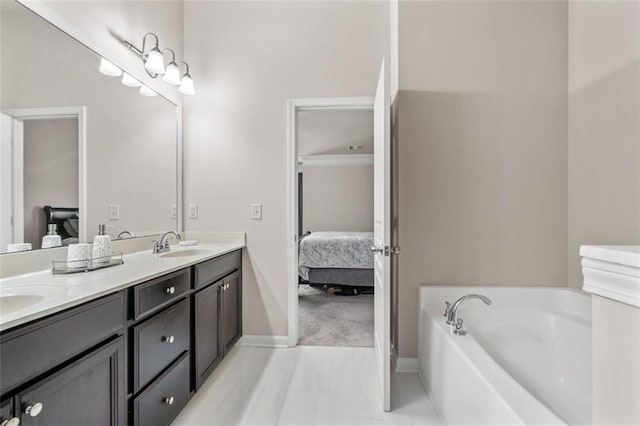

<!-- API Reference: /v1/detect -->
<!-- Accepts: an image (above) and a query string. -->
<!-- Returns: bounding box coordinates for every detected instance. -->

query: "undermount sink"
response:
[0,294,45,315]
[0,285,65,316]
[159,249,209,258]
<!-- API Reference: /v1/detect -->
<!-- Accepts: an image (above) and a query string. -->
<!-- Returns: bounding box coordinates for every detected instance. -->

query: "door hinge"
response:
[385,246,401,256]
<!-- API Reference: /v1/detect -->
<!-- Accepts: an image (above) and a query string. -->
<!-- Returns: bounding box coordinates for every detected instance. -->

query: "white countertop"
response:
[0,243,244,332]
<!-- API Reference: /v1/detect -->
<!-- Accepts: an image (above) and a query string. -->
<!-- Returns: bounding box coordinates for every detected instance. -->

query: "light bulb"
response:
[144,47,166,75]
[178,73,195,95]
[163,61,181,85]
[98,57,122,77]
[139,85,158,97]
[121,73,141,87]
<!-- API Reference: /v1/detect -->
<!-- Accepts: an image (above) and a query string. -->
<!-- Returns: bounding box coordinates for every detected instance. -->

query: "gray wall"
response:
[22,118,79,248]
[567,0,640,288]
[396,0,569,357]
[302,165,373,233]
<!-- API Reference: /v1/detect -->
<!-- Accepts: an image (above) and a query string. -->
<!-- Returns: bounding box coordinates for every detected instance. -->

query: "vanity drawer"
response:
[133,298,190,391]
[132,351,190,426]
[133,269,190,320]
[0,292,125,395]
[194,250,241,290]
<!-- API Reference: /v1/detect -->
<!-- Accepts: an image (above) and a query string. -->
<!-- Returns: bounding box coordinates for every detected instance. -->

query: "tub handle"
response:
[443,301,451,318]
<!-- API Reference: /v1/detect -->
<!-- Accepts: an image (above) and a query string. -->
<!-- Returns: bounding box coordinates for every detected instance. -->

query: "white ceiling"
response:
[298,109,373,156]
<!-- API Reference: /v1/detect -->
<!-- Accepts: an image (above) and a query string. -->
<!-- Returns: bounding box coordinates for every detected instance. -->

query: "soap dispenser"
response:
[41,224,62,249]
[92,224,112,265]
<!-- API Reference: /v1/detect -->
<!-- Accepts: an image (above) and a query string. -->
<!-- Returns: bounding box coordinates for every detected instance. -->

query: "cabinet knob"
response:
[163,396,175,405]
[0,418,20,426]
[24,402,43,417]
[162,335,175,344]
[165,286,176,295]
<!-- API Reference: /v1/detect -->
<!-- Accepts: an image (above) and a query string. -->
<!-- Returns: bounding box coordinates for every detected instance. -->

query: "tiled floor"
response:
[171,345,441,426]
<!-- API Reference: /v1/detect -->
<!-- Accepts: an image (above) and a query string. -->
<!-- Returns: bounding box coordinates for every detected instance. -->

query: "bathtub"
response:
[418,286,591,425]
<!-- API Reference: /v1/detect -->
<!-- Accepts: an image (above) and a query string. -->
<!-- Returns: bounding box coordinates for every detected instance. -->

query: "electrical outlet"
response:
[189,204,198,219]
[251,203,262,220]
[171,204,177,219]
[109,204,120,220]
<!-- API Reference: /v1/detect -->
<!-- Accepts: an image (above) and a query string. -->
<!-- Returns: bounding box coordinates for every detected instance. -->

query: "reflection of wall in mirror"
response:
[0,6,177,247]
[23,118,79,249]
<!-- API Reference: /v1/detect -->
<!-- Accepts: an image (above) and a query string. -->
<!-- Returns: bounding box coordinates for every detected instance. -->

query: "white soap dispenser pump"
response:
[92,224,112,265]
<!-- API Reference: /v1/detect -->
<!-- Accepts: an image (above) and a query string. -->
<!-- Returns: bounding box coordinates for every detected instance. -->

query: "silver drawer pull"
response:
[162,335,175,344]
[24,402,43,417]
[165,286,176,295]
[163,396,175,405]
[1,417,21,426]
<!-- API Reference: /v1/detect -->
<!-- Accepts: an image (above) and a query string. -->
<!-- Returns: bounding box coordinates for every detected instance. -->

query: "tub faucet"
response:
[153,231,181,254]
[445,294,492,336]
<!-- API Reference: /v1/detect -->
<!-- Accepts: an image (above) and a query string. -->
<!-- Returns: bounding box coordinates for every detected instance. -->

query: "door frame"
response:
[3,106,87,244]
[285,96,374,347]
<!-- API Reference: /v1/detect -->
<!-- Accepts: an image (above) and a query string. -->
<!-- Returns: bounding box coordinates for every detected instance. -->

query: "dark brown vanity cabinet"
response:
[0,248,243,426]
[193,250,242,391]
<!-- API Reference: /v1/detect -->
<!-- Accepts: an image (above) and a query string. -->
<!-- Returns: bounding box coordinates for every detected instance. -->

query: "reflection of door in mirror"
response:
[0,108,81,252]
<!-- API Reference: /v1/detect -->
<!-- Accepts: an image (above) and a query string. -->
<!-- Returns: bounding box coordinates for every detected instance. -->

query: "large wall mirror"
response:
[0,1,179,254]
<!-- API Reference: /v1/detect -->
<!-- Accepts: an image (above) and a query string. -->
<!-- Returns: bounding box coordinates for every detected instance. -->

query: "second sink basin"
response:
[159,249,209,258]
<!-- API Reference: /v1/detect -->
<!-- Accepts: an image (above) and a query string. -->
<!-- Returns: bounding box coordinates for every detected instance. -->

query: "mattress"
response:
[298,231,374,281]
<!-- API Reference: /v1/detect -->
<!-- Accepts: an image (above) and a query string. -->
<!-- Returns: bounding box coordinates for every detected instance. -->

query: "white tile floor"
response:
[171,345,441,426]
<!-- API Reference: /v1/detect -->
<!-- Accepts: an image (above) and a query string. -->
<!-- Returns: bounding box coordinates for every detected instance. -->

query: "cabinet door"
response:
[16,336,125,426]
[194,282,222,391]
[222,271,242,354]
[0,399,16,425]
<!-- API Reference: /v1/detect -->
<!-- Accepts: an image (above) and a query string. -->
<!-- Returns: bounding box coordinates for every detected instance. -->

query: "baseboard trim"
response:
[236,335,289,348]
[395,356,419,373]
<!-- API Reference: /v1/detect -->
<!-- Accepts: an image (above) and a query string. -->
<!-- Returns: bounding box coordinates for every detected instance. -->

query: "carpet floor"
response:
[298,284,374,347]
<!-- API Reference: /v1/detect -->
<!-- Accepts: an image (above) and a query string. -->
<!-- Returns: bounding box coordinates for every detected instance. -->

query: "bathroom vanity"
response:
[0,245,243,426]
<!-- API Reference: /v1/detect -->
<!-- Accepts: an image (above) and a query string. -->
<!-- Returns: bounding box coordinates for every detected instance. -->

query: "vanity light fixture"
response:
[123,32,196,96]
[98,57,122,77]
[121,72,142,87]
[139,85,158,97]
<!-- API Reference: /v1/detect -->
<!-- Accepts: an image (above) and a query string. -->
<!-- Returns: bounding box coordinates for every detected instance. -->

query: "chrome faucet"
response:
[117,230,136,239]
[152,231,181,254]
[444,294,492,336]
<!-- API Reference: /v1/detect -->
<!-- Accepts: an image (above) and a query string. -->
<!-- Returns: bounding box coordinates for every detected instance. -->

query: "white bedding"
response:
[298,231,374,280]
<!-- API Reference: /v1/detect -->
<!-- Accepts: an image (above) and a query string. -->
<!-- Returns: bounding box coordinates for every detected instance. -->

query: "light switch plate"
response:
[251,203,262,220]
[109,204,120,220]
[171,204,177,219]
[189,204,198,219]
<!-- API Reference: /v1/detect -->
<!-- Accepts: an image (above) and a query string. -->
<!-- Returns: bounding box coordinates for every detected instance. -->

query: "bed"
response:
[298,231,374,287]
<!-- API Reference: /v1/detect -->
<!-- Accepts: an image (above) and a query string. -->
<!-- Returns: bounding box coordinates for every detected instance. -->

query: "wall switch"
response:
[189,204,198,219]
[109,204,120,220]
[251,203,262,220]
[171,204,177,219]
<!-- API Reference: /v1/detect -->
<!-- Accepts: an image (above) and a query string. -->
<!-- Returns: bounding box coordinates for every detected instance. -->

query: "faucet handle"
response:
[443,301,451,318]
[453,318,466,336]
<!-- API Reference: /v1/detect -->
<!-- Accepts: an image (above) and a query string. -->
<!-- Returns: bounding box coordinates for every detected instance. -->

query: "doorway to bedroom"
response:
[291,99,375,347]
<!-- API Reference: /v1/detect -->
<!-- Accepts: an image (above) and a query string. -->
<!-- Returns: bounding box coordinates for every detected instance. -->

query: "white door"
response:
[373,58,391,412]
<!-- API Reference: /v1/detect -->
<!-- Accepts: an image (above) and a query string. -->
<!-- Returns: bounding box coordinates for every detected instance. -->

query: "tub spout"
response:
[446,294,492,334]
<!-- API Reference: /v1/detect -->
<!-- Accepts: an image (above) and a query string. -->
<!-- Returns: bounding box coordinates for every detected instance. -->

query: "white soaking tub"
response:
[418,286,591,425]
